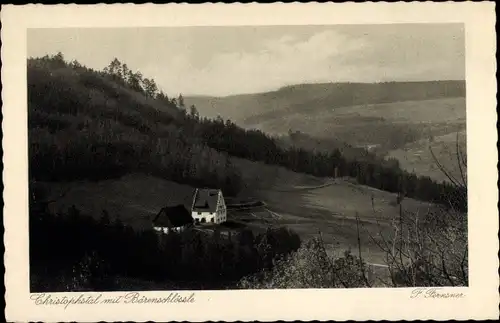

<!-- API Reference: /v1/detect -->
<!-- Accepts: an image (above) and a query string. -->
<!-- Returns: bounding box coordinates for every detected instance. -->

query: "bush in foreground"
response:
[238,237,374,289]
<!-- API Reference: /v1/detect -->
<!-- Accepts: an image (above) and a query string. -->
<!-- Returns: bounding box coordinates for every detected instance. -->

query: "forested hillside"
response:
[28,54,243,195]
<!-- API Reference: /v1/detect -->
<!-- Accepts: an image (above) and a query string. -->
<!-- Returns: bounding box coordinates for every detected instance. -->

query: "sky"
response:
[28,24,465,97]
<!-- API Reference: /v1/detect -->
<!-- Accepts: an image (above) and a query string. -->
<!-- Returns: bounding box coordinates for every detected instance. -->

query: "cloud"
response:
[333,25,465,83]
[156,30,368,96]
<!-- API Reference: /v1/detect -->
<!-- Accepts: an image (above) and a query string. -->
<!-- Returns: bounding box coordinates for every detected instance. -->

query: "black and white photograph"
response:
[27,23,469,291]
[2,3,498,322]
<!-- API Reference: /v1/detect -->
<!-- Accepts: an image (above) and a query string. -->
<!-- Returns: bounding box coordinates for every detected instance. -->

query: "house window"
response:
[210,212,213,215]
[195,218,199,224]
[211,218,214,223]
[201,218,206,223]
[198,212,201,215]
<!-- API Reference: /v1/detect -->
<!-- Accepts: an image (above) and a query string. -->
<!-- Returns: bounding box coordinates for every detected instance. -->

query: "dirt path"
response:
[262,178,339,193]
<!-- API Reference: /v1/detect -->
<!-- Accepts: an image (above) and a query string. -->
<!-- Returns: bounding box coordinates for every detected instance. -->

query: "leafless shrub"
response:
[370,132,468,287]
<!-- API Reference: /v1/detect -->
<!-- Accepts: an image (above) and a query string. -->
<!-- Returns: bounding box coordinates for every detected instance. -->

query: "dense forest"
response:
[28,53,466,211]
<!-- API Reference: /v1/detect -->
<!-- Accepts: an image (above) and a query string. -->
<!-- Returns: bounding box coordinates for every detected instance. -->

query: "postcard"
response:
[2,2,498,321]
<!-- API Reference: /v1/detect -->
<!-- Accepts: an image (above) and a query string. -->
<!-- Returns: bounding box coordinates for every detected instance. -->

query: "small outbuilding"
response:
[152,204,194,234]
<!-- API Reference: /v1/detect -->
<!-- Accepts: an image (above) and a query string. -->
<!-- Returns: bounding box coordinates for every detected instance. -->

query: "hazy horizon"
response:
[28,24,465,96]
[181,80,466,98]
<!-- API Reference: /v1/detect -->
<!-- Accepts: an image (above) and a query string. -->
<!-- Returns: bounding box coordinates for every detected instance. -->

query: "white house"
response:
[152,204,194,234]
[191,188,227,224]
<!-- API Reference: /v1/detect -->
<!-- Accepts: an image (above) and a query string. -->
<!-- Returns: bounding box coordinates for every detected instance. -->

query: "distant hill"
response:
[185,80,465,125]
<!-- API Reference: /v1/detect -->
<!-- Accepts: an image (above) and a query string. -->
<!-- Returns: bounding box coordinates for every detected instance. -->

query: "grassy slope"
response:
[230,156,436,264]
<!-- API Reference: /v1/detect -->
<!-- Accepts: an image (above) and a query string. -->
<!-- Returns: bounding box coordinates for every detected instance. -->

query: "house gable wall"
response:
[191,189,227,224]
[215,191,227,223]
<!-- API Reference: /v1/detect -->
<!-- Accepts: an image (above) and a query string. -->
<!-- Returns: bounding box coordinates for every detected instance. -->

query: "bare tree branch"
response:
[355,215,372,287]
[429,145,462,188]
[455,131,467,188]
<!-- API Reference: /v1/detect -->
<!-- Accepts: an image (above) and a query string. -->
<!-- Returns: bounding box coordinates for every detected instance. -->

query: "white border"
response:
[2,3,498,321]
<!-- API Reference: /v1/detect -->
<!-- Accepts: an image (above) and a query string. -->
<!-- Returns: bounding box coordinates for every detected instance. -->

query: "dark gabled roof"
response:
[192,188,220,212]
[153,204,193,228]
